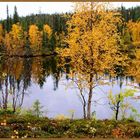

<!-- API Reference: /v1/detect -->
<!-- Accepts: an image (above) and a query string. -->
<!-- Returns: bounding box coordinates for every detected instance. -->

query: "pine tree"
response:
[6,5,10,32]
[13,6,19,24]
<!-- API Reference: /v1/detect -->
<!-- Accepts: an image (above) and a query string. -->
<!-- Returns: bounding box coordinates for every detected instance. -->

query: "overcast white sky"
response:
[0,2,140,20]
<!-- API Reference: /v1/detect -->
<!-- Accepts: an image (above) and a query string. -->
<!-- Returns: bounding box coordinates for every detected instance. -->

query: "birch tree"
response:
[58,2,123,119]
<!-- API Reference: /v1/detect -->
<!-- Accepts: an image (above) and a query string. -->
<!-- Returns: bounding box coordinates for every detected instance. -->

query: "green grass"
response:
[1,115,140,139]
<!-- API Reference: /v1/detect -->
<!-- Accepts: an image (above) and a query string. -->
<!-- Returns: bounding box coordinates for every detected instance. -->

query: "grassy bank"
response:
[0,115,140,139]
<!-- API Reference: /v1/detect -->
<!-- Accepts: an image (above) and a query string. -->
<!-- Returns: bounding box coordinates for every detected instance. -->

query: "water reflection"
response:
[0,56,140,119]
[0,56,61,113]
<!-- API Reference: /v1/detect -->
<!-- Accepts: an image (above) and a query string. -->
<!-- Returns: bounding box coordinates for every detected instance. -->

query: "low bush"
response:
[0,115,140,138]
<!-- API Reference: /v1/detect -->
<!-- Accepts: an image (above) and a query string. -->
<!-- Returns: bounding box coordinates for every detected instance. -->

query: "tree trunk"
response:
[20,87,25,107]
[87,2,94,120]
[81,93,87,119]
[12,79,16,113]
[83,102,86,119]
[116,103,119,120]
[87,74,93,119]
[116,95,121,120]
[3,77,8,110]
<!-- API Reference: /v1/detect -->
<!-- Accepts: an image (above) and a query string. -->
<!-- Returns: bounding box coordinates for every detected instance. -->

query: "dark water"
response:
[0,56,140,119]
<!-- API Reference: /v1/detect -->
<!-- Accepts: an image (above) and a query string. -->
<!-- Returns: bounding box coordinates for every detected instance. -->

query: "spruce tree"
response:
[13,6,19,24]
[6,5,10,32]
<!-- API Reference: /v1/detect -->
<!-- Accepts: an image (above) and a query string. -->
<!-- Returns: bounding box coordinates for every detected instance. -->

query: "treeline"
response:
[1,5,140,32]
[0,5,140,56]
[0,6,69,56]
[0,6,68,33]
[0,22,55,56]
[119,6,140,22]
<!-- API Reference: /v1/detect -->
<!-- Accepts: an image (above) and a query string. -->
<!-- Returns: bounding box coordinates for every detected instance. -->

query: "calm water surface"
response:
[0,56,140,119]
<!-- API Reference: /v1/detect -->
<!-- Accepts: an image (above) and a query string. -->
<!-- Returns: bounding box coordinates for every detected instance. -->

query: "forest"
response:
[0,5,140,56]
[0,2,140,139]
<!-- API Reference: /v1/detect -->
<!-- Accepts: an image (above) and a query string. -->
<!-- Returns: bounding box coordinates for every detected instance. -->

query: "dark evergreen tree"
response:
[6,5,10,32]
[13,6,19,24]
[119,6,140,22]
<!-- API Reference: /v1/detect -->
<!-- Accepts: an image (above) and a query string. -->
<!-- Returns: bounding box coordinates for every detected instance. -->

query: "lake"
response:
[0,56,140,120]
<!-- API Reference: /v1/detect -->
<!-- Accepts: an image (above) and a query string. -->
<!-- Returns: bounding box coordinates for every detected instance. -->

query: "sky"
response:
[0,2,140,20]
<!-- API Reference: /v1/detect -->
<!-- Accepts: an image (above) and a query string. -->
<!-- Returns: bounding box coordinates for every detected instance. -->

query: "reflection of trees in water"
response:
[0,56,61,112]
[42,56,61,90]
[31,56,61,89]
[0,57,25,112]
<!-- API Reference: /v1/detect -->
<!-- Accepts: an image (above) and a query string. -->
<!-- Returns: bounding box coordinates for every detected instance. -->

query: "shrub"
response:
[0,116,140,138]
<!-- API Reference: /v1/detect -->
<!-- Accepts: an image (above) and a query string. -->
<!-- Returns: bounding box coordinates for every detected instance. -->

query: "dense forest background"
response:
[0,6,140,46]
[1,6,140,32]
[0,5,140,55]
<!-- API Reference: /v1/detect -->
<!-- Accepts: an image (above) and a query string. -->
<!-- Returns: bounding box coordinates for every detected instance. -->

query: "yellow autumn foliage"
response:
[58,2,124,118]
[29,25,42,51]
[4,23,25,54]
[4,33,12,52]
[43,24,52,39]
[127,49,140,83]
[59,2,123,82]
[127,20,140,46]
[126,21,140,82]
[0,24,4,46]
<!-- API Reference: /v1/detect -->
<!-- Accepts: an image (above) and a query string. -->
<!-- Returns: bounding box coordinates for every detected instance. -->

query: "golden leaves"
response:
[43,24,52,39]
[3,23,52,55]
[125,21,140,82]
[0,24,4,46]
[29,25,42,51]
[60,2,122,80]
[127,20,140,46]
[127,49,140,83]
[11,23,23,41]
[56,3,126,97]
[4,23,25,55]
